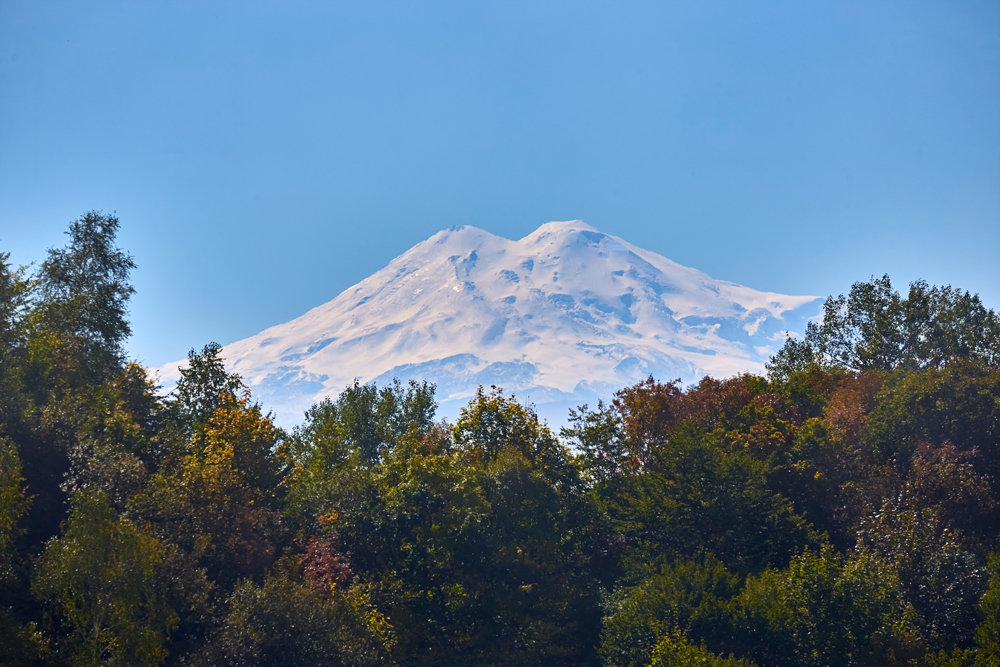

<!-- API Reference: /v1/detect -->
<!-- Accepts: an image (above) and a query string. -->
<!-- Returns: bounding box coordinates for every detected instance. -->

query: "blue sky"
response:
[2,1,998,369]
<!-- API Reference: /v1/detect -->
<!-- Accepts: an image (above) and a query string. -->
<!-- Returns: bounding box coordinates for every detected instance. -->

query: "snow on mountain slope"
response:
[157,221,822,426]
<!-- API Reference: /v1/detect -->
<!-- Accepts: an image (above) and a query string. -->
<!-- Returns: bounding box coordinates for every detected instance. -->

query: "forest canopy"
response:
[1,212,998,665]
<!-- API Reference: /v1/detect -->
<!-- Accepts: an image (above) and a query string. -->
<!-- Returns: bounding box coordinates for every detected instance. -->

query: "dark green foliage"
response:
[562,400,625,488]
[858,502,987,650]
[0,435,29,579]
[648,627,755,666]
[202,569,394,665]
[297,378,437,469]
[0,253,31,428]
[600,555,739,666]
[733,545,921,666]
[975,552,1000,663]
[609,426,818,576]
[129,391,288,588]
[319,386,601,665]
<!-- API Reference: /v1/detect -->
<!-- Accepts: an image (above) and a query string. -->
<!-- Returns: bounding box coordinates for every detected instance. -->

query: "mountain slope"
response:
[158,221,821,426]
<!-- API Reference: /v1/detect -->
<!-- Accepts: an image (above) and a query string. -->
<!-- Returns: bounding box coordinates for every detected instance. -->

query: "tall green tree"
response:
[0,436,29,583]
[14,212,138,547]
[0,252,30,428]
[32,490,185,666]
[768,275,1000,378]
[168,342,245,440]
[734,545,921,666]
[32,211,135,385]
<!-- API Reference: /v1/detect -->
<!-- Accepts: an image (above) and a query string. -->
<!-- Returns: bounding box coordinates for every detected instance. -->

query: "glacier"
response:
[156,220,822,427]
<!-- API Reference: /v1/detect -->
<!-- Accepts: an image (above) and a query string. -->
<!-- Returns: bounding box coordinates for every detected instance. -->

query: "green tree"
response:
[321,387,600,664]
[454,385,577,488]
[0,252,30,428]
[975,552,1000,664]
[599,555,739,666]
[32,490,183,666]
[17,212,137,547]
[283,379,439,538]
[0,435,29,582]
[169,342,245,439]
[32,211,135,384]
[60,363,165,511]
[203,568,394,666]
[649,627,755,666]
[563,400,625,489]
[857,502,986,650]
[610,427,817,577]
[769,276,1000,378]
[734,545,921,666]
[130,392,286,589]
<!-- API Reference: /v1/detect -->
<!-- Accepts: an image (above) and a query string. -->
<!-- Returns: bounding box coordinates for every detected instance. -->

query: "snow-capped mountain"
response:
[157,221,822,426]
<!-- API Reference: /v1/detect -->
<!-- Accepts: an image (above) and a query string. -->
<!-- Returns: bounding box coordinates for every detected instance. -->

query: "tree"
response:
[16,212,138,547]
[130,392,286,589]
[734,545,921,666]
[562,400,624,489]
[0,436,30,583]
[283,379,439,537]
[32,490,183,666]
[0,252,30,427]
[975,552,1000,664]
[316,387,600,664]
[203,568,394,666]
[169,342,245,439]
[610,427,817,577]
[857,502,987,650]
[454,385,575,487]
[60,363,164,511]
[648,627,755,667]
[32,211,135,384]
[768,275,1000,378]
[599,555,739,666]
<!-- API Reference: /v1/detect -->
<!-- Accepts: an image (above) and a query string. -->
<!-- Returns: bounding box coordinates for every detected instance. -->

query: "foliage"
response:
[975,552,1000,664]
[0,435,30,580]
[769,275,1000,377]
[3,219,998,666]
[609,426,818,576]
[32,490,181,666]
[649,627,755,666]
[169,342,245,438]
[33,210,136,384]
[599,555,739,666]
[203,568,394,665]
[733,545,921,666]
[130,391,286,588]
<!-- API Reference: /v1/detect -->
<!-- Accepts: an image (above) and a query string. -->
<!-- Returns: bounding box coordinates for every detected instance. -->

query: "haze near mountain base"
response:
[157,221,822,426]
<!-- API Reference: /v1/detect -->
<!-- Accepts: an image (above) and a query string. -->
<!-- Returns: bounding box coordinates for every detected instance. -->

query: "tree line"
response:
[1,211,999,665]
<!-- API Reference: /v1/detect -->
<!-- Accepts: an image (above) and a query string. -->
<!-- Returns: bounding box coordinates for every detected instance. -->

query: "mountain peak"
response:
[521,219,600,240]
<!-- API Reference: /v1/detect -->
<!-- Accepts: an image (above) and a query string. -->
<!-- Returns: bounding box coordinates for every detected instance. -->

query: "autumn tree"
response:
[130,391,287,589]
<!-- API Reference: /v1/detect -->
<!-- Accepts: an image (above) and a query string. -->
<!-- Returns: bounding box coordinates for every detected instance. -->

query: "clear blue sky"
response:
[2,1,998,369]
